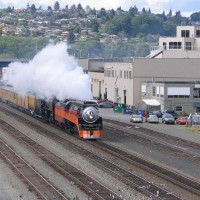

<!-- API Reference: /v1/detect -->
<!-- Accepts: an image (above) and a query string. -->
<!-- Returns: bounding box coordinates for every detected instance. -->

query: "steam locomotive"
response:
[0,85,103,139]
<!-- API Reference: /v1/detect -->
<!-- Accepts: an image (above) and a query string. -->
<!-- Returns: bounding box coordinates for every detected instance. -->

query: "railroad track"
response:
[0,119,121,200]
[89,140,200,196]
[0,114,183,199]
[103,120,200,165]
[1,103,199,199]
[104,119,200,159]
[0,138,68,200]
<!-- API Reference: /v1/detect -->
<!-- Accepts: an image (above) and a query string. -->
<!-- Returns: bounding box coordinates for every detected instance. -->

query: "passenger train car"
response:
[0,85,103,139]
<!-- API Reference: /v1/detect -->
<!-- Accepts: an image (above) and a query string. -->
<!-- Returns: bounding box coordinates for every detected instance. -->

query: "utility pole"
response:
[35,39,38,54]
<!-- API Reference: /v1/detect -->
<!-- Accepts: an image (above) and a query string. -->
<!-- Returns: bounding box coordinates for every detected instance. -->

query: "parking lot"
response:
[99,108,200,144]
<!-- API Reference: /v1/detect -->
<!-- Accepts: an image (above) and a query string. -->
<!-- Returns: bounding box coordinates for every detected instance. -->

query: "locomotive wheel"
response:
[70,125,78,135]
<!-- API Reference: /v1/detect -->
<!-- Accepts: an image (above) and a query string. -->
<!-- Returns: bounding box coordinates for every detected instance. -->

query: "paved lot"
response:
[99,108,200,144]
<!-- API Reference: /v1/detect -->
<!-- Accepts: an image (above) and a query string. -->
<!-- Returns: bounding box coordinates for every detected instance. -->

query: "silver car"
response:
[147,114,159,123]
[130,114,143,123]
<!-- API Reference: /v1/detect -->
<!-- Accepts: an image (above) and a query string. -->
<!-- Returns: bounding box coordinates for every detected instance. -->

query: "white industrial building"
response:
[77,25,200,114]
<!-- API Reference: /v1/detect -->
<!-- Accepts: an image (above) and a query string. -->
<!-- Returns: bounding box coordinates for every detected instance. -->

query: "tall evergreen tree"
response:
[54,1,60,10]
[47,6,52,10]
[6,6,12,13]
[168,9,172,17]
[142,8,147,14]
[129,6,138,16]
[67,31,75,43]
[30,4,37,13]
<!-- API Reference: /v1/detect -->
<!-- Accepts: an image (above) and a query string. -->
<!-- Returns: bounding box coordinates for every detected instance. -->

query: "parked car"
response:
[130,114,143,123]
[176,117,188,125]
[97,101,114,108]
[152,110,163,118]
[97,99,109,104]
[164,109,178,120]
[147,114,159,123]
[162,113,175,124]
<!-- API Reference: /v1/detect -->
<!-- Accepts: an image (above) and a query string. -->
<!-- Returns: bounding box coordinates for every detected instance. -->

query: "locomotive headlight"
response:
[82,107,98,123]
[89,111,94,119]
[89,115,94,119]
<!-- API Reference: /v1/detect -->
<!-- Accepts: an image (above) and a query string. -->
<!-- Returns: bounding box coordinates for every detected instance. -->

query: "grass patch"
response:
[186,125,200,132]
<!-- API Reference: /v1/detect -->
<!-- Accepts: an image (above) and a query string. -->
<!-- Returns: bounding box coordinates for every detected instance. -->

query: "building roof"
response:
[142,99,160,106]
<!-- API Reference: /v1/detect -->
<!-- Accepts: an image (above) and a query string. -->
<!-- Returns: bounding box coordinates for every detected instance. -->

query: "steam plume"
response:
[6,42,92,101]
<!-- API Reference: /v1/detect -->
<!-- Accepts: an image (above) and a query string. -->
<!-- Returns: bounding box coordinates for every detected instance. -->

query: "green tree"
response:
[54,1,60,10]
[105,13,132,36]
[168,9,172,17]
[67,31,75,43]
[47,6,52,11]
[0,36,49,59]
[108,9,115,19]
[162,21,176,36]
[77,3,83,10]
[6,6,12,13]
[89,19,99,32]
[65,5,69,11]
[173,11,182,24]
[129,6,138,16]
[30,4,37,13]
[91,8,96,15]
[142,8,147,14]
[191,12,200,21]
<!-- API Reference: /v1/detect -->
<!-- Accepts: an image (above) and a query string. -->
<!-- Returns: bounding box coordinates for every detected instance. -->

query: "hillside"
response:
[0,2,200,59]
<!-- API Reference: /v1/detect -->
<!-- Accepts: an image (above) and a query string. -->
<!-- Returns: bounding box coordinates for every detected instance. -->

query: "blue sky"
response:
[0,0,199,16]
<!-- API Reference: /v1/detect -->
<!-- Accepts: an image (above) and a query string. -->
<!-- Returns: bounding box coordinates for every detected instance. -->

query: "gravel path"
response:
[0,156,37,200]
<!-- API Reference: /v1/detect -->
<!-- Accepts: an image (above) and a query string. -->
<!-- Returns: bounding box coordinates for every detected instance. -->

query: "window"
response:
[156,86,159,97]
[152,86,156,96]
[119,70,122,78]
[112,70,114,77]
[129,71,132,79]
[160,87,164,97]
[193,88,200,98]
[104,70,113,77]
[175,106,183,112]
[104,70,107,77]
[168,95,189,98]
[197,30,200,37]
[169,42,182,49]
[167,87,190,98]
[163,42,166,50]
[181,30,189,37]
[185,42,191,50]
[141,85,146,93]
[123,71,129,79]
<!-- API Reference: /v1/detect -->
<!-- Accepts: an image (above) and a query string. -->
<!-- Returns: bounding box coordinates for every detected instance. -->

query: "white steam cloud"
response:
[6,42,93,101]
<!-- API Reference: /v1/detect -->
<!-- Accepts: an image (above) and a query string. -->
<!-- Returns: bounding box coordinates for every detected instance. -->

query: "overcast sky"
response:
[0,0,200,16]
